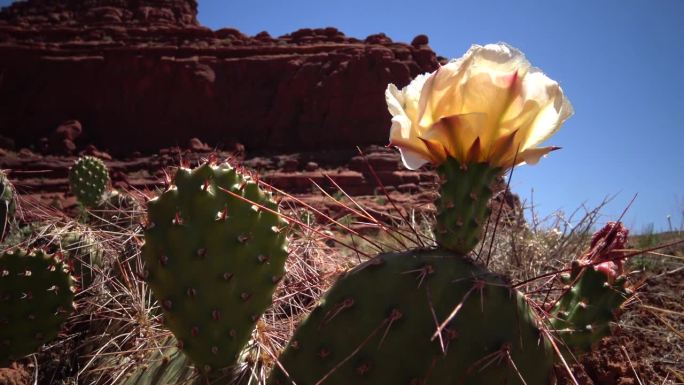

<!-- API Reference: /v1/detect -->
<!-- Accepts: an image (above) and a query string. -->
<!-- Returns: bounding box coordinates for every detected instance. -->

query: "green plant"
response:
[69,156,110,207]
[89,189,143,231]
[270,249,554,385]
[267,154,632,385]
[115,336,197,385]
[434,160,500,253]
[0,169,16,242]
[142,161,288,378]
[0,248,75,365]
[551,262,630,357]
[58,230,105,288]
[550,221,632,356]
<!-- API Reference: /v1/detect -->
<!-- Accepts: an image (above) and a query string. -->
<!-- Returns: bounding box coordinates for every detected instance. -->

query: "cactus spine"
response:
[1,170,16,242]
[0,248,75,365]
[69,156,110,207]
[142,161,288,376]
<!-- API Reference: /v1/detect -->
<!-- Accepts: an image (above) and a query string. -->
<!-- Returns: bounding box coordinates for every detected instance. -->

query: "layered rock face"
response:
[0,0,439,154]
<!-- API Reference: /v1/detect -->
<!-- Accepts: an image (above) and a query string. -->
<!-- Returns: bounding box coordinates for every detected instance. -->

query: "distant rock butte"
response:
[0,0,440,154]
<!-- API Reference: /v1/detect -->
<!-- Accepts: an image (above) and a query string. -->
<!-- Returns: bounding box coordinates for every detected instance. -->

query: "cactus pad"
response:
[0,248,75,365]
[90,190,143,231]
[551,222,632,356]
[59,231,105,289]
[1,170,16,242]
[142,162,288,375]
[119,336,197,385]
[69,156,110,207]
[435,160,501,254]
[270,249,553,385]
[551,264,629,356]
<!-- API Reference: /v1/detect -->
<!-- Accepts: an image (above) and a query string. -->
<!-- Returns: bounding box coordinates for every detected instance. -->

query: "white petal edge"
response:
[385,83,405,117]
[396,147,430,170]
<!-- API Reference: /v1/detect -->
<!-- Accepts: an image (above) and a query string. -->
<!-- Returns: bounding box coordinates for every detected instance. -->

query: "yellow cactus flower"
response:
[386,43,573,170]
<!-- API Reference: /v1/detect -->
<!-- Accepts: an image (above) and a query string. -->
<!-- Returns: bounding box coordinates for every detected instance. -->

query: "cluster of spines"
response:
[142,161,288,376]
[0,248,76,365]
[68,156,110,207]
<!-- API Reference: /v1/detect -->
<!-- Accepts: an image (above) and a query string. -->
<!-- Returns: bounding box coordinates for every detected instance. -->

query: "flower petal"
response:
[466,137,483,164]
[518,69,574,149]
[488,129,519,167]
[515,146,560,166]
[385,83,405,117]
[396,147,431,170]
[470,43,530,75]
[417,54,475,129]
[422,112,487,161]
[418,137,448,165]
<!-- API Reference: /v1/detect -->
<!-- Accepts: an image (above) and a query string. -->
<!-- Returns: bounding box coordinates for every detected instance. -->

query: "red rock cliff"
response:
[0,0,439,153]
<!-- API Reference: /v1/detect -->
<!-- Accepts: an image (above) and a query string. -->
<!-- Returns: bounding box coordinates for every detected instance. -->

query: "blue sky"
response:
[2,0,683,232]
[203,0,684,233]
[195,0,684,233]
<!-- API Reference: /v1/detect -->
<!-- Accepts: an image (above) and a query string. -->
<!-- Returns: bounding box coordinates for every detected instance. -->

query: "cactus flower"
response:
[386,43,573,170]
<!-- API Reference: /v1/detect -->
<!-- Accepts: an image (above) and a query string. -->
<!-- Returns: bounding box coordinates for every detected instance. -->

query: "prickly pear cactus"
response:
[551,264,629,356]
[1,170,16,242]
[59,231,105,288]
[90,189,142,231]
[118,336,197,385]
[435,160,501,254]
[142,161,288,376]
[551,222,631,356]
[69,156,110,207]
[270,249,554,385]
[0,248,75,365]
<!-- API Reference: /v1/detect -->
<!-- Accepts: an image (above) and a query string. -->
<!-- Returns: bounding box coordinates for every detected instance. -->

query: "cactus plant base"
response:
[270,249,554,385]
[118,336,198,385]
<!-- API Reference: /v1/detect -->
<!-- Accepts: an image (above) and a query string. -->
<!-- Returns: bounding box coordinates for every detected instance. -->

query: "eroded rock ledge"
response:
[0,0,440,154]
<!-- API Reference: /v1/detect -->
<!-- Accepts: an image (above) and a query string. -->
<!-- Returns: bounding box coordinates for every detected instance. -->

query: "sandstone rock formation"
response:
[0,0,439,154]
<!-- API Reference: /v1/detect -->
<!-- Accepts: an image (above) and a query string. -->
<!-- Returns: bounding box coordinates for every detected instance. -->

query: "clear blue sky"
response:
[2,0,683,233]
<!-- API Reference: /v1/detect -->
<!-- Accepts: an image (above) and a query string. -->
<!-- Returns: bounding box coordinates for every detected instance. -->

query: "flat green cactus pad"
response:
[142,162,288,376]
[270,249,554,385]
[0,248,75,365]
[69,156,110,207]
[119,336,198,385]
[551,262,630,356]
